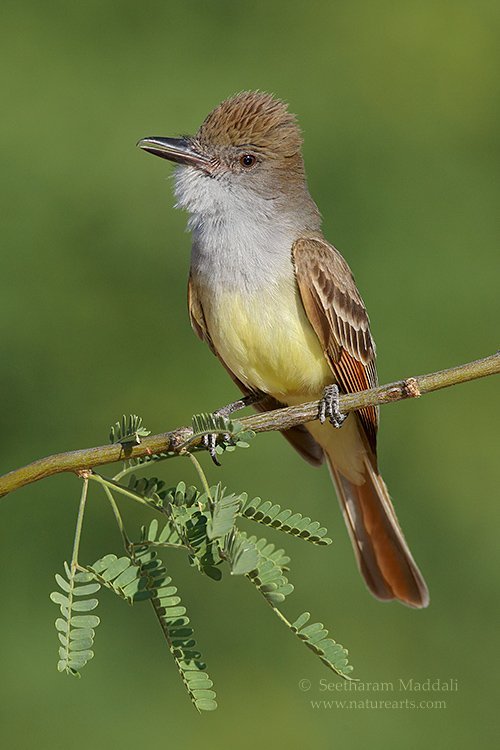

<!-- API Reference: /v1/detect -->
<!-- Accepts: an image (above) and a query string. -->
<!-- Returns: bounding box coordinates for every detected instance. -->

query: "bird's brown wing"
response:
[292,236,379,452]
[187,273,323,465]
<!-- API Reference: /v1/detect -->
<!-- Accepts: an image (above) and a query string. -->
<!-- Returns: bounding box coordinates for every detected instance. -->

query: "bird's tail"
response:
[308,417,429,608]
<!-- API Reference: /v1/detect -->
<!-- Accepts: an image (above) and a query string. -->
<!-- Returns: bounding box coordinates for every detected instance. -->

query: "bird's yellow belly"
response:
[199,280,333,403]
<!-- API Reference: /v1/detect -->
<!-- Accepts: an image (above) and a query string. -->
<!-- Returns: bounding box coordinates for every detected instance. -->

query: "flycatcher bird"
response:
[138,91,429,608]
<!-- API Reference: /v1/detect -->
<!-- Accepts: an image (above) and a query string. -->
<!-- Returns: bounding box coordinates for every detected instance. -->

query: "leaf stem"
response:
[70,477,89,571]
[88,473,162,512]
[183,450,213,503]
[100,483,131,550]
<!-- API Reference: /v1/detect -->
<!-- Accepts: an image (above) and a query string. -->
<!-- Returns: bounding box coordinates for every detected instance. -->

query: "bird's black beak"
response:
[137,136,209,169]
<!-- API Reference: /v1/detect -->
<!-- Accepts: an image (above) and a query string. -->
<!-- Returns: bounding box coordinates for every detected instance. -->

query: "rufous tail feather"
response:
[303,415,429,608]
[327,450,429,607]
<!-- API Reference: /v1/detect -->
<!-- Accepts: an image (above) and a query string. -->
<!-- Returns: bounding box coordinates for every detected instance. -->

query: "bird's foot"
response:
[202,432,225,466]
[318,384,347,428]
[202,394,261,466]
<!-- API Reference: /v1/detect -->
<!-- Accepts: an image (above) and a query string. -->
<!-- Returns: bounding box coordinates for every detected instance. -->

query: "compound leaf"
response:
[240,496,332,545]
[50,565,101,677]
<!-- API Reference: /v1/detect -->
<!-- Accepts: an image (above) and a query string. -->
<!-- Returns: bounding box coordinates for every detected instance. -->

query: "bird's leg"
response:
[203,393,262,465]
[318,384,347,429]
[214,393,262,419]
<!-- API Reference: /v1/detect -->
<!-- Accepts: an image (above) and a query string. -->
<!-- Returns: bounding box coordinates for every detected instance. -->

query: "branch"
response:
[0,352,498,498]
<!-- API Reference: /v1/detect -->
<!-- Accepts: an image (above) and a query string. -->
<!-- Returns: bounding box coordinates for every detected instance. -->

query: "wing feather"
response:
[293,237,379,452]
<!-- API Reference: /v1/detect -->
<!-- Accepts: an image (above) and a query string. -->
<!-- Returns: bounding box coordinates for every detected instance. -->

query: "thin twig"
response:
[88,474,162,513]
[99,482,131,550]
[0,352,498,498]
[183,450,214,503]
[70,477,89,572]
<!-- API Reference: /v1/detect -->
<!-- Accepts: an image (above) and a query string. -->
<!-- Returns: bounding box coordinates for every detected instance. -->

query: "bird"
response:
[138,91,429,608]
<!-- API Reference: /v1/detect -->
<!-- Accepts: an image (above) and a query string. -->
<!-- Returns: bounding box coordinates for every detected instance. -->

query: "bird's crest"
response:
[196,91,302,157]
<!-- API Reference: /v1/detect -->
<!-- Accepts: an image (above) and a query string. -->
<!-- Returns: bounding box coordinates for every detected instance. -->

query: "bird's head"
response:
[138,91,319,225]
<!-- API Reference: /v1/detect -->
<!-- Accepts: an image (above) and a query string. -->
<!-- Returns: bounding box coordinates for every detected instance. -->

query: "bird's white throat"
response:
[174,165,305,293]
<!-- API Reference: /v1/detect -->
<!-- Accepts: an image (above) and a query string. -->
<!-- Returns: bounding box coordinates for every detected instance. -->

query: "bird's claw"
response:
[202,432,220,466]
[318,384,347,428]
[200,394,260,466]
[202,430,232,466]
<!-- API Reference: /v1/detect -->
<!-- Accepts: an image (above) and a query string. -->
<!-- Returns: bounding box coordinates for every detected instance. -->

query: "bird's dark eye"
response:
[240,153,256,168]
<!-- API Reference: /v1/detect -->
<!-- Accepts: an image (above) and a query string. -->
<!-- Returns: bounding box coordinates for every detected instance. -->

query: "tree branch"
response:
[0,352,498,498]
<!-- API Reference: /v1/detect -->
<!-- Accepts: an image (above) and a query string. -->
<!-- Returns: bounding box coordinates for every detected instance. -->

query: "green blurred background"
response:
[1,0,498,747]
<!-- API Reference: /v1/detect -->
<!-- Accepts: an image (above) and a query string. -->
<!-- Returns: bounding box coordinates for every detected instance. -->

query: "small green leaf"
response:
[71,615,100,628]
[70,628,95,641]
[73,570,95,584]
[55,574,71,592]
[73,582,101,596]
[98,556,129,581]
[90,554,117,573]
[69,638,93,651]
[50,592,69,607]
[71,598,99,612]
[195,698,218,712]
[206,488,241,540]
[110,414,151,445]
[300,622,324,638]
[292,612,311,630]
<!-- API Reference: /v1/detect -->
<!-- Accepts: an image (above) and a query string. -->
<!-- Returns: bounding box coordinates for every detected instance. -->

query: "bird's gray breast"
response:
[189,213,299,294]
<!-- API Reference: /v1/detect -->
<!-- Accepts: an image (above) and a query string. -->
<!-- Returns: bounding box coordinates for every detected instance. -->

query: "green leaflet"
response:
[139,517,184,548]
[245,534,295,604]
[185,512,224,580]
[141,502,224,581]
[291,612,354,678]
[161,481,201,508]
[223,530,259,575]
[85,554,151,603]
[206,484,242,540]
[127,474,167,505]
[240,495,332,545]
[50,564,101,677]
[109,414,151,446]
